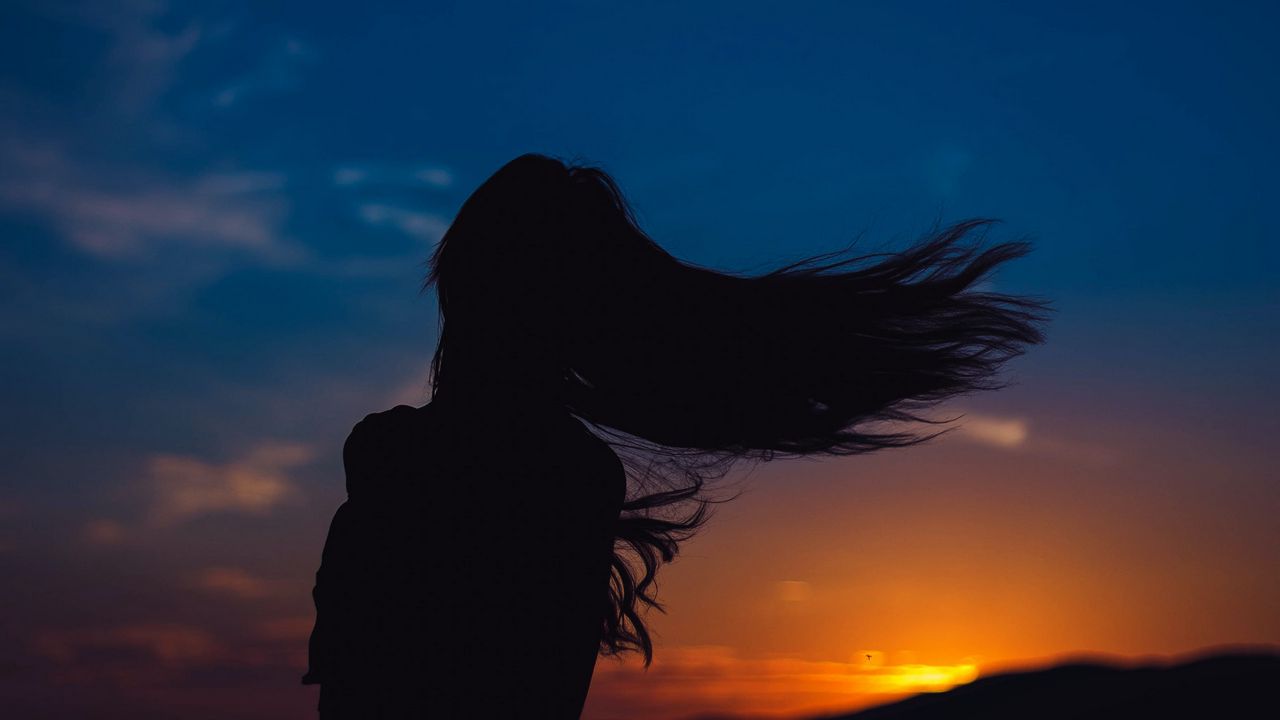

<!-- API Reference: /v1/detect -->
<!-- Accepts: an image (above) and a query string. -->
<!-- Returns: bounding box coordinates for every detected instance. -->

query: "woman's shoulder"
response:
[342,405,426,498]
[343,405,423,457]
[368,404,420,419]
[350,404,422,433]
[341,402,624,504]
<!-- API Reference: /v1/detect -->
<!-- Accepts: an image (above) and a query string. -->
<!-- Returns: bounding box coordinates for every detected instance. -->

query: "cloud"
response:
[954,412,1029,449]
[329,164,456,249]
[83,519,127,546]
[413,166,454,188]
[0,12,309,262]
[0,141,299,262]
[7,181,288,259]
[777,579,813,603]
[358,203,450,242]
[146,441,314,525]
[213,37,316,108]
[33,623,227,668]
[331,163,454,189]
[941,409,1119,466]
[191,567,275,599]
[333,166,369,186]
[30,0,203,116]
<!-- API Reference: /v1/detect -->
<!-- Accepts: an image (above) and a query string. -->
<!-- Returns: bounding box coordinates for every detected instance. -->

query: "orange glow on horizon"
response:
[584,647,984,719]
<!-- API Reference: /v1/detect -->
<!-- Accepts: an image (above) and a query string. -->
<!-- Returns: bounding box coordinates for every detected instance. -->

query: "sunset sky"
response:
[1,1,1277,718]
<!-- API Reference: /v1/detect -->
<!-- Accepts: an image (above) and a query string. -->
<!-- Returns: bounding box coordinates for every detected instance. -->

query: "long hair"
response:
[424,154,1052,665]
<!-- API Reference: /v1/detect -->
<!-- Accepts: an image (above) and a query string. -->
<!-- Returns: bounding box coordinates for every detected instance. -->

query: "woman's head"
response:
[425,153,677,399]
[424,153,1052,663]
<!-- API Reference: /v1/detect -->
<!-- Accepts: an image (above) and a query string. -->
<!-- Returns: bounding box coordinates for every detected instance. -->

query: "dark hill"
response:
[822,651,1280,719]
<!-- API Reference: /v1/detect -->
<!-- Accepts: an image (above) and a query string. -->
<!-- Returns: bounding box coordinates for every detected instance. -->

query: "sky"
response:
[1,1,1277,718]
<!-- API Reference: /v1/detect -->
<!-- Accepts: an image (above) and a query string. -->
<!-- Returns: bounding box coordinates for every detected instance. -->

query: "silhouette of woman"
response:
[302,154,1050,718]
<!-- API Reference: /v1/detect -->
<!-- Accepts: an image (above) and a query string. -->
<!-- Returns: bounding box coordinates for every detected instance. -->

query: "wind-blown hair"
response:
[425,153,1051,665]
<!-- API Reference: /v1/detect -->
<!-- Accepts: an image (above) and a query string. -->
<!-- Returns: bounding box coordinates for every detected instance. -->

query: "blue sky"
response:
[1,2,1277,718]
[5,0,1276,496]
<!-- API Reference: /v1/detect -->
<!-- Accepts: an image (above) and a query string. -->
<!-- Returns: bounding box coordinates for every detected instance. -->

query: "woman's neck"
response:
[430,328,567,412]
[429,371,566,414]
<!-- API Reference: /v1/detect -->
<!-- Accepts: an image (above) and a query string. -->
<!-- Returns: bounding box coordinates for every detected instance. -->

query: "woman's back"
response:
[305,402,626,718]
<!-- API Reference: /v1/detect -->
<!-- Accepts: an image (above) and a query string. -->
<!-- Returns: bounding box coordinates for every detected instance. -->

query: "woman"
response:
[303,154,1050,717]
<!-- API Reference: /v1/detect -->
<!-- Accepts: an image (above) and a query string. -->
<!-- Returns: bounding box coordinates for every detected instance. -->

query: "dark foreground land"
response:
[824,651,1280,719]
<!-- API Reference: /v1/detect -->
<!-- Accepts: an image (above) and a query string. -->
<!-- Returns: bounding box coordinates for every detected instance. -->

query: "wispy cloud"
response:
[333,163,454,245]
[36,3,316,113]
[941,409,1119,466]
[414,167,454,188]
[213,37,316,108]
[4,179,290,259]
[954,412,1029,449]
[0,140,300,262]
[191,567,276,599]
[146,441,314,525]
[333,166,369,186]
[33,622,227,668]
[83,519,127,546]
[31,0,204,116]
[332,163,454,189]
[776,579,813,603]
[358,203,450,243]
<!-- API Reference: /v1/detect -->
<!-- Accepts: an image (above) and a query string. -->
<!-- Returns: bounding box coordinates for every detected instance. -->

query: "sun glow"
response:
[854,662,980,693]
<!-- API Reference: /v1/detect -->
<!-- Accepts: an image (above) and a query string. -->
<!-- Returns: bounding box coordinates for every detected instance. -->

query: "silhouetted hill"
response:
[821,651,1280,719]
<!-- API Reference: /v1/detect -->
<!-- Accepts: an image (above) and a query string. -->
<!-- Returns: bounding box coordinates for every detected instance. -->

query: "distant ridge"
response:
[819,651,1280,719]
